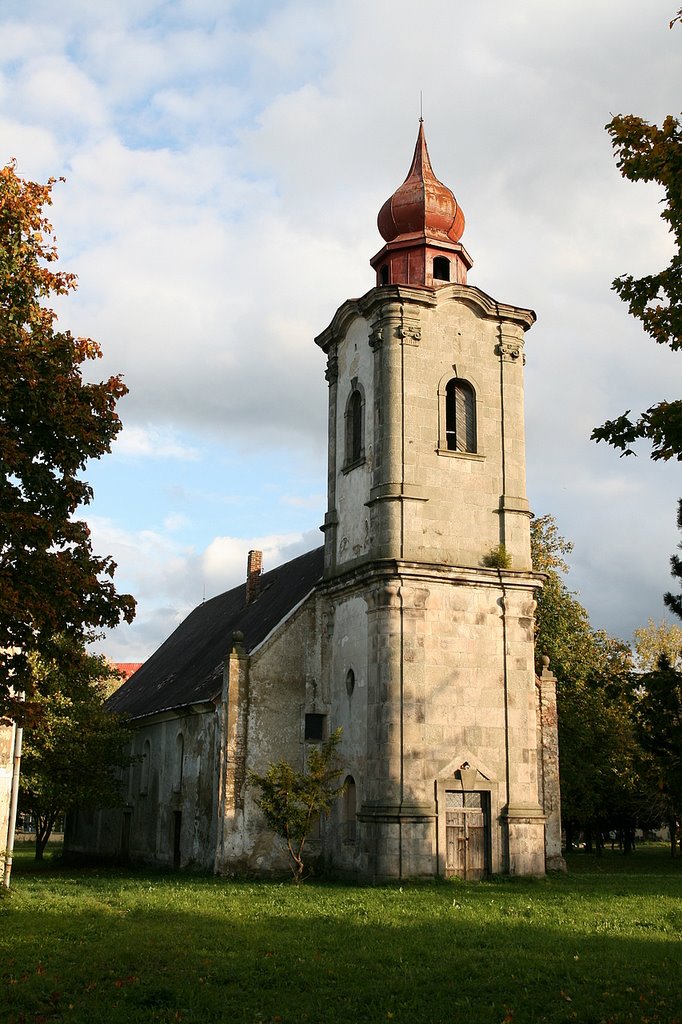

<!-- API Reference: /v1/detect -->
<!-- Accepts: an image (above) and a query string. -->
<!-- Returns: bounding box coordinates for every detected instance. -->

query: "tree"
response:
[633,616,682,671]
[591,111,682,461]
[249,730,346,884]
[18,639,133,859]
[532,516,646,851]
[591,16,682,666]
[664,499,682,619]
[0,162,135,721]
[532,515,603,684]
[635,654,682,855]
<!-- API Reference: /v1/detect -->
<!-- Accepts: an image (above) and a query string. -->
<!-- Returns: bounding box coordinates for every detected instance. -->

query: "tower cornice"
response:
[314,283,536,352]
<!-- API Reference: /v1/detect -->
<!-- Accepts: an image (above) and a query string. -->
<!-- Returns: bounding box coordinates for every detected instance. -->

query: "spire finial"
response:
[419,90,423,123]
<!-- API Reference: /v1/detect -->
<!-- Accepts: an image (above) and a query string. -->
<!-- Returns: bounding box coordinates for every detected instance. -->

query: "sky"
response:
[1,0,680,661]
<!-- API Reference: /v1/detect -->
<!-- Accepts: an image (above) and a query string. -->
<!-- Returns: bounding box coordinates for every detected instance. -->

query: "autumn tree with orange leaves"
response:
[0,162,135,721]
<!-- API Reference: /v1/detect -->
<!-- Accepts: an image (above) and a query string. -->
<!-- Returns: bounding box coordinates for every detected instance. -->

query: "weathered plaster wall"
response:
[400,299,530,569]
[323,593,369,874]
[334,316,374,568]
[65,707,218,870]
[318,286,534,582]
[215,595,320,876]
[364,572,541,877]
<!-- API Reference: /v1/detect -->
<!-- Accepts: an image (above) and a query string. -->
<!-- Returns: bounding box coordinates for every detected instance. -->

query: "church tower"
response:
[316,122,551,880]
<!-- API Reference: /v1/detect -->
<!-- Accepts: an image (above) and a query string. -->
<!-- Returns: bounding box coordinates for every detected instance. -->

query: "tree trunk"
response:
[623,825,634,855]
[287,838,305,885]
[35,812,56,860]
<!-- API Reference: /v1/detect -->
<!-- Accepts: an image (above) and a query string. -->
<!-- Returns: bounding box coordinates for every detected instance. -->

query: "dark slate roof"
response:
[108,545,324,720]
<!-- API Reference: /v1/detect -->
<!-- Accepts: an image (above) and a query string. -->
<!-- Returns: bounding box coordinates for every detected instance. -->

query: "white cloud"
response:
[89,519,320,661]
[202,532,307,593]
[114,425,200,460]
[0,19,67,62]
[17,55,107,132]
[164,512,191,532]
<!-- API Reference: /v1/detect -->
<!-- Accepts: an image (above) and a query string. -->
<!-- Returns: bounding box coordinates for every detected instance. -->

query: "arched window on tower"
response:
[380,264,389,285]
[445,378,476,453]
[433,256,450,282]
[344,776,357,843]
[344,384,365,469]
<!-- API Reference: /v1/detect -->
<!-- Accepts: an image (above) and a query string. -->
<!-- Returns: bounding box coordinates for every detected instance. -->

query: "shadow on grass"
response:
[3,860,682,1024]
[565,845,681,874]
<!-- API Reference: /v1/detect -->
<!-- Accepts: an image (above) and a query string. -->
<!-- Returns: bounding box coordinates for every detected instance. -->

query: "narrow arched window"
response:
[344,386,365,468]
[344,776,357,842]
[140,738,151,795]
[433,256,450,281]
[445,378,476,453]
[380,264,389,285]
[346,668,355,697]
[173,733,184,793]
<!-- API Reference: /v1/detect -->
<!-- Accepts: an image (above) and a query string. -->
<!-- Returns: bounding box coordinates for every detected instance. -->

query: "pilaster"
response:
[537,657,566,871]
[368,300,427,562]
[496,320,532,569]
[215,631,250,871]
[498,583,546,875]
[322,345,339,575]
[359,575,441,879]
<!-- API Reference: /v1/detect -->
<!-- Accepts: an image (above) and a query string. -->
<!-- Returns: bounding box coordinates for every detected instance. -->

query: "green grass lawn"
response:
[2,846,681,1024]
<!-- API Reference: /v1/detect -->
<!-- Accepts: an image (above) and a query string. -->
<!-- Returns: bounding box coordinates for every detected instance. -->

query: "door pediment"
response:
[437,748,496,783]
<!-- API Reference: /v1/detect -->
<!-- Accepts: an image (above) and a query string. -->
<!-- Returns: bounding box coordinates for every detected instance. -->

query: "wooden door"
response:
[173,811,182,869]
[445,791,489,880]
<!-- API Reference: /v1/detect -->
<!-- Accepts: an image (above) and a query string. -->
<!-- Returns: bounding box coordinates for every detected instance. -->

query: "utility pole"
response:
[1,706,24,888]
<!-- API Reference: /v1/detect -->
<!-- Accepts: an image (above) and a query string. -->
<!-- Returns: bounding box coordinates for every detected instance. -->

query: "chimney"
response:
[245,550,263,606]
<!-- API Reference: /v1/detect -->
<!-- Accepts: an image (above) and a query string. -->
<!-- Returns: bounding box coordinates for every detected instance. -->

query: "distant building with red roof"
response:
[115,663,144,682]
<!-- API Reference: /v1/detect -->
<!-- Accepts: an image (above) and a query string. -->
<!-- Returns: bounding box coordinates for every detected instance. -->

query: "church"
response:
[65,123,563,880]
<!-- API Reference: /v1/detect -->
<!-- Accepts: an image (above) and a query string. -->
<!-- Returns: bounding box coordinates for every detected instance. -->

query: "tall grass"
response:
[2,846,680,1024]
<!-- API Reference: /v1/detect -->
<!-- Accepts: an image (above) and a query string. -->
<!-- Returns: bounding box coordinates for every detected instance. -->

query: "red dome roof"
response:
[377,122,465,244]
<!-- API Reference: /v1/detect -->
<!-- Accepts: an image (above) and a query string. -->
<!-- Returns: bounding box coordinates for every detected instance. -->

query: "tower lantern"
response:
[370,121,473,288]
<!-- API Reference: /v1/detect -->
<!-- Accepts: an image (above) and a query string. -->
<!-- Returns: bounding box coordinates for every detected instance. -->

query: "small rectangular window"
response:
[304,713,326,741]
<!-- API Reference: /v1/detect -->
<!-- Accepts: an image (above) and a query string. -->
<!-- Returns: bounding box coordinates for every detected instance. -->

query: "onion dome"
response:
[378,121,465,244]
[370,122,472,289]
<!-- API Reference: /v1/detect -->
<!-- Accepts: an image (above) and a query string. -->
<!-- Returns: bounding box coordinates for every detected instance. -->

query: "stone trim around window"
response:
[342,378,366,472]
